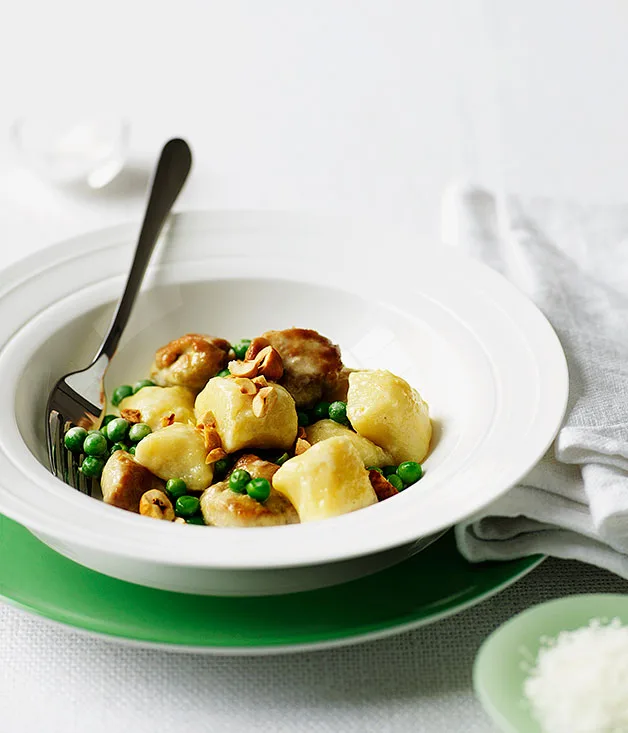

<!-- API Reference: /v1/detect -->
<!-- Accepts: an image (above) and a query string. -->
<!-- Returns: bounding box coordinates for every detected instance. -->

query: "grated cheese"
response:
[523,618,628,733]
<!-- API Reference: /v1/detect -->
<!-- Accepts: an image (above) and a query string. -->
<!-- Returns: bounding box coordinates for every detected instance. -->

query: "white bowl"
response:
[0,212,568,595]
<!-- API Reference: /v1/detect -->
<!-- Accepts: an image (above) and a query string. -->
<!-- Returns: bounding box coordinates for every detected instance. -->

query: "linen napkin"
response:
[447,183,628,579]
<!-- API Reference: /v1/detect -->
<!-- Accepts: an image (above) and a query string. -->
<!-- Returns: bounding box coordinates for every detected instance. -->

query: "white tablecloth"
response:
[1,560,626,733]
[2,2,628,730]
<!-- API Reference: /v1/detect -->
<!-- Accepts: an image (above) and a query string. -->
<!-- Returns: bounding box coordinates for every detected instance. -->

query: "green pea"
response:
[79,456,105,479]
[216,369,230,378]
[397,461,423,486]
[106,417,130,443]
[186,516,206,526]
[100,425,110,438]
[367,466,383,475]
[110,442,128,454]
[387,474,404,492]
[64,426,88,453]
[175,495,201,518]
[246,477,271,503]
[312,401,331,420]
[133,379,155,394]
[328,401,349,425]
[128,423,152,442]
[382,465,398,478]
[111,385,133,407]
[275,452,290,466]
[232,339,251,360]
[297,411,310,427]
[128,446,136,455]
[213,457,231,479]
[83,432,108,457]
[101,414,117,426]
[165,478,188,500]
[229,469,251,493]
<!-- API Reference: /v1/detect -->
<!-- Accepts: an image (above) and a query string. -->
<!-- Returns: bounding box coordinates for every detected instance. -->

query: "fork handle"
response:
[97,138,192,361]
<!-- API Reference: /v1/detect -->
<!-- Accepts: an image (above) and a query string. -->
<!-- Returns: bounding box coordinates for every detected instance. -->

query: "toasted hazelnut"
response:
[120,408,142,424]
[139,489,175,520]
[233,377,257,395]
[197,411,217,428]
[160,412,176,428]
[256,346,284,380]
[196,412,225,460]
[294,437,311,455]
[197,423,222,452]
[206,447,228,464]
[245,337,271,360]
[228,345,283,381]
[228,359,259,378]
[252,386,276,417]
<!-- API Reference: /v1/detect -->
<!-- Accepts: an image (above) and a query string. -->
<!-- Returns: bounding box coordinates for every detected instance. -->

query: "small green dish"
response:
[0,514,542,652]
[473,593,628,732]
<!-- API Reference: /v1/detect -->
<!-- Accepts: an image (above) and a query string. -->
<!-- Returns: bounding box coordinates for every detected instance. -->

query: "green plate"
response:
[474,593,628,732]
[0,514,542,653]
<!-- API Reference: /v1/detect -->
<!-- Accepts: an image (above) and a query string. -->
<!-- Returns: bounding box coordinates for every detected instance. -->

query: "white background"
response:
[1,1,628,731]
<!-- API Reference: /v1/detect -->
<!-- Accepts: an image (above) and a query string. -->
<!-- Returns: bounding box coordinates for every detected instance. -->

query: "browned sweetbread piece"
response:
[323,366,354,403]
[230,453,280,483]
[200,480,299,527]
[368,469,400,501]
[150,334,232,392]
[247,328,344,408]
[101,450,166,512]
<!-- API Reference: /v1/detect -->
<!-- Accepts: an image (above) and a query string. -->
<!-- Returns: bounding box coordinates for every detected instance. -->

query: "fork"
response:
[46,138,192,494]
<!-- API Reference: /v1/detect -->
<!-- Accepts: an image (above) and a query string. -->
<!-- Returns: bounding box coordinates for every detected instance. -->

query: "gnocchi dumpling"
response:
[346,370,431,464]
[194,377,297,453]
[272,435,378,522]
[133,422,214,491]
[118,386,196,431]
[305,419,392,467]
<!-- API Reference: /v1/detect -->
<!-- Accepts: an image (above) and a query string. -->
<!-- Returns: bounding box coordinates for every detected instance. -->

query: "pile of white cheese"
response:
[524,618,628,732]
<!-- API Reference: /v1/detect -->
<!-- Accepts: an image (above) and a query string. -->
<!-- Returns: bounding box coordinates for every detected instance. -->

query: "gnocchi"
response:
[134,422,214,491]
[346,370,432,464]
[272,436,378,522]
[63,328,431,528]
[194,377,298,453]
[118,386,196,431]
[305,419,392,467]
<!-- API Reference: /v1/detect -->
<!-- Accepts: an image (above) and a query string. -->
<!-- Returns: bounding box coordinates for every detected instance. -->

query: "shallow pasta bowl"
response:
[0,211,568,596]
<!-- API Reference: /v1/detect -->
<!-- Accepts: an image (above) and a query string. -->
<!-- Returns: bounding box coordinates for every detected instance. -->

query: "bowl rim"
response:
[0,211,569,569]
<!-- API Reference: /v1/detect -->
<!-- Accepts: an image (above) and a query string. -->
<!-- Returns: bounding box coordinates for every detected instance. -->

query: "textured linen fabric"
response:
[1,559,627,733]
[449,185,628,575]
